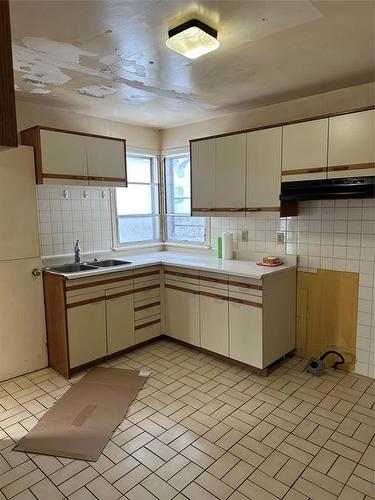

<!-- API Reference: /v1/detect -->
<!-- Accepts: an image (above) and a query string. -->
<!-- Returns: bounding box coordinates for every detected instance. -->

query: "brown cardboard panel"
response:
[13,367,148,461]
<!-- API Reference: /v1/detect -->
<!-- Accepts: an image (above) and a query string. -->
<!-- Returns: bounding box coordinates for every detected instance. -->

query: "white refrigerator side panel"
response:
[0,146,40,260]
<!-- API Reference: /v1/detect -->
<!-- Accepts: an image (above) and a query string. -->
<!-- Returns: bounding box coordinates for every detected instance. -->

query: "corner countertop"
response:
[44,251,296,281]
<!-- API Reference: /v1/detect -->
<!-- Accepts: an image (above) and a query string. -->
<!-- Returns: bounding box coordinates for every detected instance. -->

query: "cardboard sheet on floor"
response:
[13,367,148,461]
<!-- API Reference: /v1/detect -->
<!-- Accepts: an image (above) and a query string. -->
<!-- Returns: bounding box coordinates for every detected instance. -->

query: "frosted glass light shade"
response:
[166,20,220,59]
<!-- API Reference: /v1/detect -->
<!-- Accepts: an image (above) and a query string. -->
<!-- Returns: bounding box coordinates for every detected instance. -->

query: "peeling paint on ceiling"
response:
[9,0,375,128]
[77,84,118,98]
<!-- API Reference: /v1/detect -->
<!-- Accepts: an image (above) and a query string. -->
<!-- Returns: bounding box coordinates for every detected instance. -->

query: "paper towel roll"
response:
[222,232,233,260]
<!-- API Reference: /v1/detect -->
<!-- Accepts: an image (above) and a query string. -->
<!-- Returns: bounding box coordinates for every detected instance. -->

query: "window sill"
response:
[164,241,211,250]
[112,242,163,252]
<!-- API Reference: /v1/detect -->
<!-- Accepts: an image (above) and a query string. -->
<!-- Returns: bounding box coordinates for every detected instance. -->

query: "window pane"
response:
[167,215,206,244]
[127,156,151,183]
[165,156,191,214]
[118,215,160,244]
[116,185,153,215]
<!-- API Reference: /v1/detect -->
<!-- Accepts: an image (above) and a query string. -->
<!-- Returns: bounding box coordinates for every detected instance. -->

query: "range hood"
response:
[280,176,374,201]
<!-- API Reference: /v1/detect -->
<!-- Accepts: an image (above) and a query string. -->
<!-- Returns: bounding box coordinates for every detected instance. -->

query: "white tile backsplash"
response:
[211,198,375,378]
[37,186,112,256]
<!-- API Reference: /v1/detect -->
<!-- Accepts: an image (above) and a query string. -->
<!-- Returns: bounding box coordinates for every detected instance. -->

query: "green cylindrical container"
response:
[217,236,222,258]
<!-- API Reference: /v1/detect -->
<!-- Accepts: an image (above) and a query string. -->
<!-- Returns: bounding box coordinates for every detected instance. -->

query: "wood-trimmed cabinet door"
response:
[67,300,107,368]
[246,127,282,211]
[165,287,200,346]
[214,133,246,216]
[40,129,88,185]
[282,119,328,181]
[86,136,127,186]
[328,109,375,178]
[191,138,215,215]
[200,295,228,356]
[106,292,135,355]
[229,301,263,368]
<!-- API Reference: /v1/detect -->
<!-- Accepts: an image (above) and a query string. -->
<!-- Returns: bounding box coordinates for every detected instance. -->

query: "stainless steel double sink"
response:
[46,259,132,274]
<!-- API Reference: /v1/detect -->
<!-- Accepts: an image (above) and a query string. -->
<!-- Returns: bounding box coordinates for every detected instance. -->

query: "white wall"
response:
[16,99,161,155]
[161,82,375,154]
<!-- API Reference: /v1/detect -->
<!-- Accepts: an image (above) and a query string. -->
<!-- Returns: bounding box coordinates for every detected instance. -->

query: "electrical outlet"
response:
[241,230,248,242]
[276,231,285,245]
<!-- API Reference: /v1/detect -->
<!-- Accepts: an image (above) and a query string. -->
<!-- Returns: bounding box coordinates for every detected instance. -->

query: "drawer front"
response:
[66,270,134,297]
[228,275,262,299]
[164,266,200,287]
[135,321,161,344]
[199,271,229,291]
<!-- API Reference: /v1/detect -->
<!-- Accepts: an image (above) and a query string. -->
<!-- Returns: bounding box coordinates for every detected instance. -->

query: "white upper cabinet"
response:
[214,133,246,215]
[21,126,127,186]
[246,127,282,210]
[282,118,328,181]
[40,130,88,185]
[86,136,127,186]
[328,109,375,178]
[191,138,215,214]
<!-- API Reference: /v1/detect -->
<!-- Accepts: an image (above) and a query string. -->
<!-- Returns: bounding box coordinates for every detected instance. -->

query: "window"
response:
[164,154,208,245]
[115,155,160,245]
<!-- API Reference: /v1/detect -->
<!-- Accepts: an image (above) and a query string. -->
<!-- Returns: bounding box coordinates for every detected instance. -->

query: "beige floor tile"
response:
[222,460,254,489]
[114,464,151,494]
[207,452,240,479]
[309,448,338,474]
[31,478,65,500]
[293,477,337,500]
[154,454,188,480]
[196,471,234,499]
[337,485,367,500]
[328,455,357,483]
[258,450,289,477]
[1,341,374,500]
[86,476,122,500]
[275,458,306,487]
[168,462,203,490]
[141,473,178,500]
[182,481,218,500]
[2,469,45,498]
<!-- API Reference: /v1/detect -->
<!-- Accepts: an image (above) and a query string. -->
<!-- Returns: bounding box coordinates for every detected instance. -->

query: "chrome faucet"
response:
[74,240,81,263]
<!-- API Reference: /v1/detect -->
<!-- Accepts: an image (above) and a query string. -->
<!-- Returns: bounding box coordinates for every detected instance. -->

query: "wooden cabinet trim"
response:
[245,207,280,212]
[0,0,17,147]
[106,289,134,300]
[134,284,160,294]
[43,173,89,181]
[281,167,327,176]
[199,290,228,301]
[66,274,133,291]
[66,295,106,308]
[135,318,161,331]
[165,269,200,281]
[228,280,262,290]
[21,125,127,143]
[134,301,161,312]
[327,162,375,172]
[189,105,375,144]
[165,283,200,295]
[134,269,160,279]
[228,296,262,308]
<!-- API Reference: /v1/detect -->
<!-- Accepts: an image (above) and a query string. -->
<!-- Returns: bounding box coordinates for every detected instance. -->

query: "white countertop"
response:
[44,251,296,280]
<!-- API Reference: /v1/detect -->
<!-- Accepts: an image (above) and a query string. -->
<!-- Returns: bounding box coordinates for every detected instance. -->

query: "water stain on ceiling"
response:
[10,0,375,128]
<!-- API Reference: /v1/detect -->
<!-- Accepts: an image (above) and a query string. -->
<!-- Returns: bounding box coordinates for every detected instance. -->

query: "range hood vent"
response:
[280,176,374,202]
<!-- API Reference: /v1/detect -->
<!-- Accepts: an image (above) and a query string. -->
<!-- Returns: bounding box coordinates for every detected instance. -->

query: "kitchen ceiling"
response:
[10,0,375,129]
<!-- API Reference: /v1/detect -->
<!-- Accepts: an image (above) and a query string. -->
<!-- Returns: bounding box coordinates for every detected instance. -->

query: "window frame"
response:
[112,154,162,247]
[163,154,210,247]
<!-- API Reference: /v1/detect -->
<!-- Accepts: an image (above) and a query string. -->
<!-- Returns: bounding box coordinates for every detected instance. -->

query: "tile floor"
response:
[0,339,374,500]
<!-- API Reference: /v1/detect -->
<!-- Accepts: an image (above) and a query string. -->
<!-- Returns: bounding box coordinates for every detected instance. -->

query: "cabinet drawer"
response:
[135,321,161,343]
[135,302,161,321]
[134,285,160,304]
[228,275,262,298]
[199,271,228,291]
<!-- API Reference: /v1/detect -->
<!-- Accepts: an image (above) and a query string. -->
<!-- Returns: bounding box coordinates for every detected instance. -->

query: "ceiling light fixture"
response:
[166,19,220,59]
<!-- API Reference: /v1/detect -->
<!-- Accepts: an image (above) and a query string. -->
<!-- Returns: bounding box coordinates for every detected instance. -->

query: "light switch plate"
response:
[276,231,285,245]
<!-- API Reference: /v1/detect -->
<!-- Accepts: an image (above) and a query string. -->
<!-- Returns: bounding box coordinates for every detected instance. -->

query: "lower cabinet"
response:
[67,300,107,368]
[106,293,135,355]
[165,287,200,346]
[200,295,229,356]
[229,300,263,368]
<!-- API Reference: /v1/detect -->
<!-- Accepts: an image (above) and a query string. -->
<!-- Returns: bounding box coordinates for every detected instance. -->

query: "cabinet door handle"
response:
[32,269,42,277]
